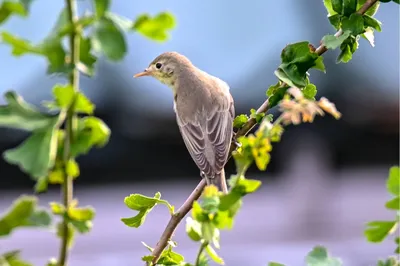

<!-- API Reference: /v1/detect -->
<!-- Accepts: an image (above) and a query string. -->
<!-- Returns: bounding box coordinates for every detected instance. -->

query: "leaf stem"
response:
[148,0,379,264]
[58,0,80,265]
[195,241,208,266]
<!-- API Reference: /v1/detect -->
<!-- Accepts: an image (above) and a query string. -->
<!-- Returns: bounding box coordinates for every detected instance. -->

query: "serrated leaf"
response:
[322,31,351,50]
[122,192,173,228]
[302,84,317,100]
[186,217,202,242]
[342,0,357,16]
[323,0,339,15]
[93,0,109,17]
[364,220,398,242]
[233,114,248,129]
[306,246,342,266]
[141,255,154,262]
[267,83,290,108]
[342,14,365,36]
[0,91,58,131]
[3,120,61,179]
[358,0,381,16]
[133,12,176,42]
[0,195,51,237]
[328,14,342,30]
[205,245,224,265]
[331,0,343,14]
[70,116,110,157]
[250,108,265,124]
[52,84,95,114]
[91,17,127,61]
[276,42,325,87]
[158,246,185,265]
[387,166,399,196]
[337,36,358,63]
[79,36,97,76]
[363,15,382,32]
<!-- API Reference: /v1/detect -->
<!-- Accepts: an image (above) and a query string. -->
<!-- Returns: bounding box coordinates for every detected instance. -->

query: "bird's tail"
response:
[206,169,228,194]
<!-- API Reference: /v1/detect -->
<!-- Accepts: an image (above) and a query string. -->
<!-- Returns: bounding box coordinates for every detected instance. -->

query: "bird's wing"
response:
[176,97,234,176]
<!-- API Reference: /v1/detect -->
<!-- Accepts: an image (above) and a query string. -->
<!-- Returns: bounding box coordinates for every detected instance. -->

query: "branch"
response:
[149,0,378,264]
[58,0,80,265]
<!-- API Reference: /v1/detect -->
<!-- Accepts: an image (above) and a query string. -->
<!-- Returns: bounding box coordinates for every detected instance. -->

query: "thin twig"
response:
[58,0,80,265]
[194,241,208,266]
[149,0,378,264]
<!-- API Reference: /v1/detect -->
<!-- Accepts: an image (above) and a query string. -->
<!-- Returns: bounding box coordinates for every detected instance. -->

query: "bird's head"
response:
[133,52,192,87]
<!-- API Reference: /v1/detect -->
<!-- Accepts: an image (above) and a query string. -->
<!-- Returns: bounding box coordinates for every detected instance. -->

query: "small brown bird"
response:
[134,52,234,193]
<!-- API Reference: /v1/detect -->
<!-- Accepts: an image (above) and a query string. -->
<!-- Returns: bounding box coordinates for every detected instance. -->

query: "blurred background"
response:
[0,1,399,265]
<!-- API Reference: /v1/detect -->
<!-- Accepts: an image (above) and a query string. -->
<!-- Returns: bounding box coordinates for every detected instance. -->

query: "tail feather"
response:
[206,169,228,193]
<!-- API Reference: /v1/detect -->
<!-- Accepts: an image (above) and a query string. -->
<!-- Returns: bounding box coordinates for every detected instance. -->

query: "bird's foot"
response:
[232,134,242,148]
[200,171,206,179]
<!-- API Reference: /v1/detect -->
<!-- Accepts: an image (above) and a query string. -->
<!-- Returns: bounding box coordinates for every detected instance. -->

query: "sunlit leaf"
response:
[133,11,176,42]
[306,246,342,266]
[364,220,398,242]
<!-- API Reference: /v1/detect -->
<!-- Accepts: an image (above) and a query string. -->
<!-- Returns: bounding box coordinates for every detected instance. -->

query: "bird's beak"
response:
[133,68,151,78]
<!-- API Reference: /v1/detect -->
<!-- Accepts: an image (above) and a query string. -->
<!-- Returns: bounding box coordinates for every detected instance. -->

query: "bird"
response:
[133,52,235,193]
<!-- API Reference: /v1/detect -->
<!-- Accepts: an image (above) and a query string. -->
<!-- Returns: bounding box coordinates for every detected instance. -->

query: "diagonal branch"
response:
[149,0,378,264]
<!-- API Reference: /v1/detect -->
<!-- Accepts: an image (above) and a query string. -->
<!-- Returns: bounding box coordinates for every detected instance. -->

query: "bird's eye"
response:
[155,63,162,69]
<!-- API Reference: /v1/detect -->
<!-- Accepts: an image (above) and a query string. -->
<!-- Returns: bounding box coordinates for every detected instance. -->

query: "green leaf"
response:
[0,1,29,24]
[233,114,248,129]
[385,197,400,210]
[91,17,127,61]
[387,166,399,196]
[158,246,185,265]
[70,116,111,157]
[342,0,357,16]
[337,36,358,63]
[68,206,95,222]
[141,255,154,263]
[0,31,67,75]
[201,222,217,243]
[205,245,224,265]
[322,31,351,50]
[0,250,33,266]
[358,0,381,16]
[267,83,290,108]
[93,0,109,17]
[363,15,382,32]
[269,263,286,266]
[0,91,58,131]
[70,220,92,234]
[121,192,173,227]
[0,195,51,237]
[302,84,317,100]
[51,84,95,114]
[306,246,342,266]
[250,108,265,124]
[342,14,365,36]
[50,202,65,215]
[133,11,176,42]
[105,12,133,31]
[377,257,399,266]
[364,220,398,242]
[328,14,342,30]
[186,217,202,242]
[276,41,325,87]
[56,222,75,248]
[331,0,343,14]
[323,0,339,15]
[219,176,261,211]
[78,37,97,76]
[3,120,61,179]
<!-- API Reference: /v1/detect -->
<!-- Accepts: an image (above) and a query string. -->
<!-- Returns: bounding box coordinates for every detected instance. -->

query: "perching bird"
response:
[133,52,234,193]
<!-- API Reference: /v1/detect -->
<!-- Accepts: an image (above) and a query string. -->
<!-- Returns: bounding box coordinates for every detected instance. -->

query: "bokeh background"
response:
[0,1,399,265]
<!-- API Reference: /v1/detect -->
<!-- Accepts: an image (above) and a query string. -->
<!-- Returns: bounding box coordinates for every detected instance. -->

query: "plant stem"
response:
[149,0,379,264]
[58,0,80,265]
[194,241,208,266]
